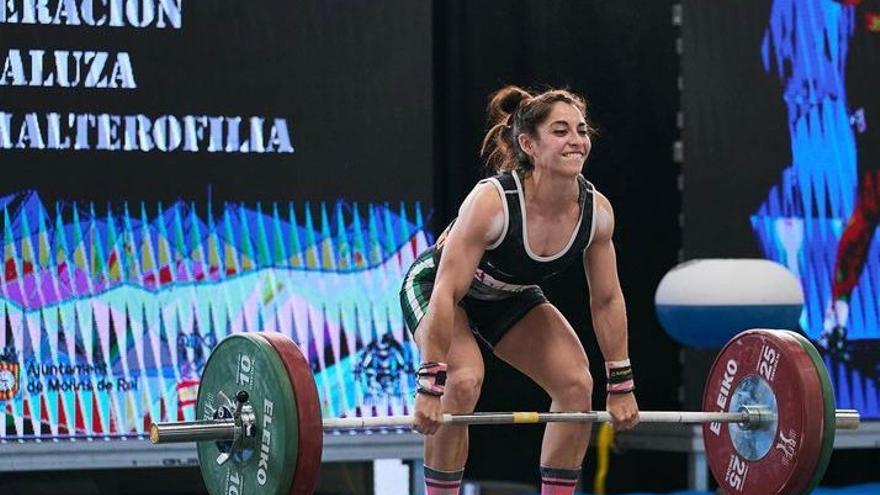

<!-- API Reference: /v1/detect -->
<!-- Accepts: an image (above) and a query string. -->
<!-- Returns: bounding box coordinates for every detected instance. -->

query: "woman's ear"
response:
[517,133,534,159]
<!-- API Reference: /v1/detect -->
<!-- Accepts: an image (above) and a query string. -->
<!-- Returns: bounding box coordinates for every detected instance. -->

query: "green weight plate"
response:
[196,333,299,495]
[782,330,837,495]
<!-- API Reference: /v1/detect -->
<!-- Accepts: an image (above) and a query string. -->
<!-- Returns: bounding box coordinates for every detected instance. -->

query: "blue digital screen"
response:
[684,0,879,419]
[0,197,431,439]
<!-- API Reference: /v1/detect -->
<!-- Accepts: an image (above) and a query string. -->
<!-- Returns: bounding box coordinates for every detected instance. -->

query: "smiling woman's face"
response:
[519,101,592,176]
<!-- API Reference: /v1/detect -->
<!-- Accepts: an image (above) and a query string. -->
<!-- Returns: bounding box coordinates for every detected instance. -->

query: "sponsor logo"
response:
[0,360,20,400]
[709,359,738,435]
[776,429,798,465]
[257,399,274,486]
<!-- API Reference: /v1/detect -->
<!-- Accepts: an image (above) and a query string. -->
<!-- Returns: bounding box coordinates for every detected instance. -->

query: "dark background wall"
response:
[680,0,789,259]
[1,0,433,205]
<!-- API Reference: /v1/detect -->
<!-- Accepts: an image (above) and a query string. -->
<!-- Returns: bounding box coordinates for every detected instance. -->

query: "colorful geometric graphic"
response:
[751,0,879,418]
[0,191,431,439]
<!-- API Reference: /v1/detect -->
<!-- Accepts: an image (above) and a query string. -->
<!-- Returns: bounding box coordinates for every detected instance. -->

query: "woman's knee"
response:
[443,368,484,412]
[547,370,593,409]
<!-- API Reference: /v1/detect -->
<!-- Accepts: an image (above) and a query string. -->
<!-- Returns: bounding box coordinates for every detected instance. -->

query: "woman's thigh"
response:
[492,303,591,403]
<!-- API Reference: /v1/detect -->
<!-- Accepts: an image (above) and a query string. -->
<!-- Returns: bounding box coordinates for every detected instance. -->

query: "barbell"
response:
[149,329,860,495]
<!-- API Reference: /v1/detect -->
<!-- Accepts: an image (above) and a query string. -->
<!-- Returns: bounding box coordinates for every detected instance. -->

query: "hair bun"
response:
[487,86,532,124]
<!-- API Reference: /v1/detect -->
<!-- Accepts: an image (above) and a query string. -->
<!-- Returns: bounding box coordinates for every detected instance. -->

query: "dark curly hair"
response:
[480,85,596,174]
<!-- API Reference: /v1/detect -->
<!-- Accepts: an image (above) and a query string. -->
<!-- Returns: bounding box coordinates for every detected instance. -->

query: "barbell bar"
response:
[152,407,860,444]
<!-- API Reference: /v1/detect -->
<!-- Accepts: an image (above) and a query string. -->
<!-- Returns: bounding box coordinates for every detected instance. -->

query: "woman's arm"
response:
[583,192,628,361]
[417,182,504,362]
[583,192,639,429]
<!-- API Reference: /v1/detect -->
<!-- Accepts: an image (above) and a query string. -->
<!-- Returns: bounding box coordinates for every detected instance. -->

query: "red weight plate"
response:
[702,329,825,494]
[257,332,324,495]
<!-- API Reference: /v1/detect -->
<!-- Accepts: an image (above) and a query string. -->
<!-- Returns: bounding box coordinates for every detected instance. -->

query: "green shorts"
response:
[399,250,548,348]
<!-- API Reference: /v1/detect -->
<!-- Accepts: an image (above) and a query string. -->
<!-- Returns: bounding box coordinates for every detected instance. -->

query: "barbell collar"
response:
[834,409,861,430]
[150,420,236,444]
